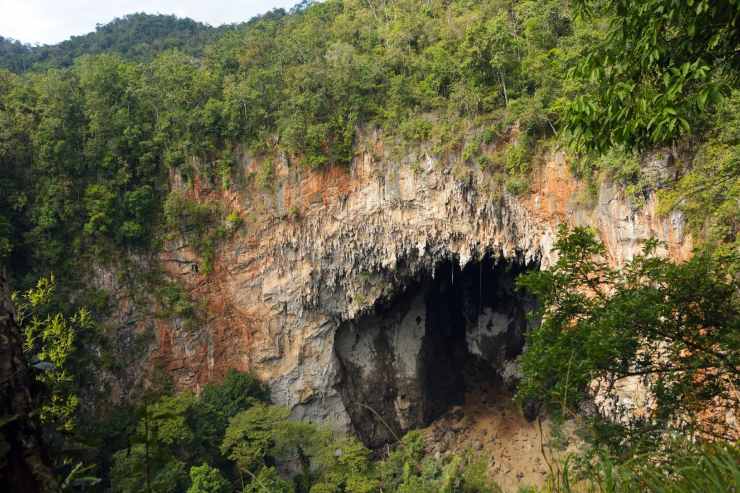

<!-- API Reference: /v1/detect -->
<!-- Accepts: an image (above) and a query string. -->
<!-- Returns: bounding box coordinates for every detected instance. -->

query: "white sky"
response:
[0,0,301,45]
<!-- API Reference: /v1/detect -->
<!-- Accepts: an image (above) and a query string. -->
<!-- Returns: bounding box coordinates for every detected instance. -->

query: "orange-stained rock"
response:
[132,139,692,430]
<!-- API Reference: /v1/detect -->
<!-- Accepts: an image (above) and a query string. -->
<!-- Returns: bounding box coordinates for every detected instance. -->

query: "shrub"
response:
[256,159,275,190]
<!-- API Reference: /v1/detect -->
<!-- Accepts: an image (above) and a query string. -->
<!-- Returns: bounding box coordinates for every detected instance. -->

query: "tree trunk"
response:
[499,71,509,106]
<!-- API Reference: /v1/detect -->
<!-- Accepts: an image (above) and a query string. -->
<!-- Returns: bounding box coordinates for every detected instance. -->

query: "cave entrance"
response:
[334,255,539,448]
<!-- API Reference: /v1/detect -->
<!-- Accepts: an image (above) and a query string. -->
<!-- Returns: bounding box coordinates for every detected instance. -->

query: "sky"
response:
[0,0,300,45]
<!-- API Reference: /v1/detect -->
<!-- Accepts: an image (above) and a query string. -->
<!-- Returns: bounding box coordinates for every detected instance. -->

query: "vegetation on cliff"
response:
[1,0,737,286]
[517,226,739,451]
[565,0,738,152]
[0,0,579,289]
[0,0,738,491]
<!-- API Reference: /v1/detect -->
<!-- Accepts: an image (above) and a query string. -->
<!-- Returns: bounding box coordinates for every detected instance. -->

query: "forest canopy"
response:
[0,0,738,492]
[1,0,737,286]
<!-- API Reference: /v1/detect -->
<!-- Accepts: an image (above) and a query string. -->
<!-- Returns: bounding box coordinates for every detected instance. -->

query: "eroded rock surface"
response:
[141,138,690,439]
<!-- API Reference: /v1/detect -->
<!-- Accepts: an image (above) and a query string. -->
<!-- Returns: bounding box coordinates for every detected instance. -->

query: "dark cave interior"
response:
[334,254,539,448]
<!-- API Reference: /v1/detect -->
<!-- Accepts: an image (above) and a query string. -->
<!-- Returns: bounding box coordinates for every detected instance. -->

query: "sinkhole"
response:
[333,255,539,448]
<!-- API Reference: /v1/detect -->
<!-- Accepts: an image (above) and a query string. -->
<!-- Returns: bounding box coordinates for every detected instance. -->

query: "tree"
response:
[106,371,270,493]
[564,0,739,151]
[110,445,188,493]
[0,271,56,492]
[310,436,378,493]
[516,226,740,452]
[83,184,117,238]
[110,393,197,493]
[191,369,270,467]
[461,11,521,107]
[220,404,290,474]
[242,466,293,493]
[13,275,94,432]
[186,464,232,493]
[142,393,197,450]
[197,369,270,434]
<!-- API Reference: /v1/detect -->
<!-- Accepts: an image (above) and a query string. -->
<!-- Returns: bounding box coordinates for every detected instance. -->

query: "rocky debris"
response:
[422,383,583,492]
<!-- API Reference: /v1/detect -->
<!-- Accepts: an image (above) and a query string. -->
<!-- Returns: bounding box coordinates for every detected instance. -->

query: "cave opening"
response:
[334,255,539,448]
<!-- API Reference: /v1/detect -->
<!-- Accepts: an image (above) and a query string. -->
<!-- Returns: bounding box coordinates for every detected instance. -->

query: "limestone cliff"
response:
[129,135,690,443]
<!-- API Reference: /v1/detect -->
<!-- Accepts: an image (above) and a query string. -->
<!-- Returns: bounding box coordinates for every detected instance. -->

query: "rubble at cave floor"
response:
[422,378,583,492]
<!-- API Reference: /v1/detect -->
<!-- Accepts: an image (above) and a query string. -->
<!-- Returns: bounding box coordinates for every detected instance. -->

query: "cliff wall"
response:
[141,135,690,439]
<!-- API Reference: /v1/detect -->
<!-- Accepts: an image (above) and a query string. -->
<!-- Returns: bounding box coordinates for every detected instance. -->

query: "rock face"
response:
[148,136,690,444]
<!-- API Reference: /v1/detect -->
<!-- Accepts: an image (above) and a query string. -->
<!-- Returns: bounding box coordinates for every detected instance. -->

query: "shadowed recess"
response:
[334,254,539,448]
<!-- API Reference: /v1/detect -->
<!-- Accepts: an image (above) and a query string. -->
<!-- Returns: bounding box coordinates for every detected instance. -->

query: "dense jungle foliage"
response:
[516,226,739,453]
[1,0,738,491]
[1,0,737,286]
